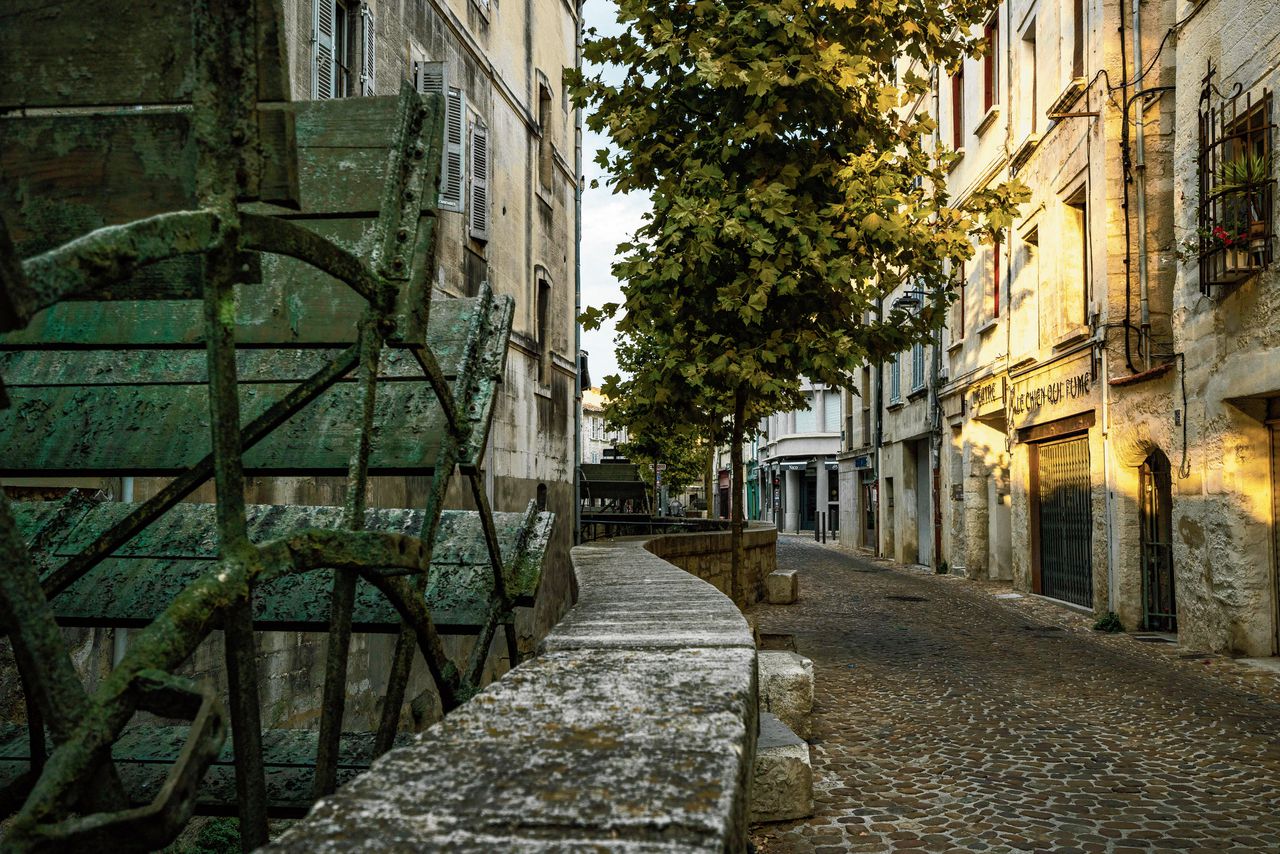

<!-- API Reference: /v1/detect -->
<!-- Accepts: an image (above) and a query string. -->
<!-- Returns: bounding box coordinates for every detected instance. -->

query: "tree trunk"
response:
[704,417,715,520]
[730,387,747,607]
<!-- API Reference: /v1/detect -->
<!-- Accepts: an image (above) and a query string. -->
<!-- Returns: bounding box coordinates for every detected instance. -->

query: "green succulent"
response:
[1218,150,1270,192]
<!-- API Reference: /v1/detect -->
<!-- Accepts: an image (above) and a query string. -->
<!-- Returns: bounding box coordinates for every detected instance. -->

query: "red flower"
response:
[1213,225,1233,246]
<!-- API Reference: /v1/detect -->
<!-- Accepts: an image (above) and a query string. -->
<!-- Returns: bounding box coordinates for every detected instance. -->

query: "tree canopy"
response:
[571,0,1024,417]
[570,0,1025,584]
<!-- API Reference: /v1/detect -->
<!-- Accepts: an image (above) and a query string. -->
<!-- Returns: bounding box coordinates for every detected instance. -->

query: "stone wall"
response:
[269,539,759,852]
[645,525,778,609]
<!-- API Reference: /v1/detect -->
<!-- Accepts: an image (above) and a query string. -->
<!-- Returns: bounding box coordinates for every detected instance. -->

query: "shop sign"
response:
[969,374,1006,420]
[1008,352,1097,429]
[853,454,872,470]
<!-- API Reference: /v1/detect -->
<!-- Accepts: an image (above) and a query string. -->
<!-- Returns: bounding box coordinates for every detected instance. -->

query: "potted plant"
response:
[1218,150,1270,249]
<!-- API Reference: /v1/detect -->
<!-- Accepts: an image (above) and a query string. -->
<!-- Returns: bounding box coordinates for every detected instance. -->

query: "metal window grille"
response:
[1198,63,1275,294]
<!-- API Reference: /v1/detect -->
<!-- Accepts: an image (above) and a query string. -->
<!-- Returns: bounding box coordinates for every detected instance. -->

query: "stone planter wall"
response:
[268,539,758,852]
[646,524,778,609]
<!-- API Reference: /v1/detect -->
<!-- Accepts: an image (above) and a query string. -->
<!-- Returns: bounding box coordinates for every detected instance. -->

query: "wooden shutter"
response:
[360,3,375,96]
[414,60,445,96]
[469,121,490,241]
[440,86,466,213]
[314,0,335,100]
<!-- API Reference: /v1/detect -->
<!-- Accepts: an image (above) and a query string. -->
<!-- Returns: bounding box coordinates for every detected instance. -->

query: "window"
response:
[860,367,872,443]
[1021,227,1041,351]
[1198,71,1274,292]
[911,341,926,392]
[1065,189,1088,328]
[823,390,841,433]
[951,68,965,149]
[795,394,817,432]
[983,15,999,112]
[992,240,1002,319]
[1019,22,1038,135]
[1071,0,1084,80]
[314,1,372,99]
[844,387,855,449]
[536,274,552,383]
[950,262,965,340]
[538,76,554,196]
[889,355,902,404]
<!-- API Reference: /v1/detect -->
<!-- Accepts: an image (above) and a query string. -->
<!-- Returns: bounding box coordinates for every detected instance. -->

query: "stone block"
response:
[766,568,798,604]
[750,712,813,823]
[758,650,813,739]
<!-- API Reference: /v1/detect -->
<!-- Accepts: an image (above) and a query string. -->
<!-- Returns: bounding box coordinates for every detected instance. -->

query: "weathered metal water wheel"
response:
[0,1,549,849]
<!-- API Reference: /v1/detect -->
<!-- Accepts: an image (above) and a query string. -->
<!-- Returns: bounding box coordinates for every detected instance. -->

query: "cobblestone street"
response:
[749,536,1280,854]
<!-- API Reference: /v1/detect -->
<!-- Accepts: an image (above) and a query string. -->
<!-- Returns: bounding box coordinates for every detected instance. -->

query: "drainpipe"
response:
[572,8,584,545]
[931,285,944,572]
[874,297,884,559]
[1099,338,1118,614]
[1130,0,1151,369]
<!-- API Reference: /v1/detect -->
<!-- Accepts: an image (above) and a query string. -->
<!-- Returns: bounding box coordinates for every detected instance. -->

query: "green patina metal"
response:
[0,1,549,849]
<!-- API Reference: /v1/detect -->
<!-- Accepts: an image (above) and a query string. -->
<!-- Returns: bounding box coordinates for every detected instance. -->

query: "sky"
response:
[577,0,647,387]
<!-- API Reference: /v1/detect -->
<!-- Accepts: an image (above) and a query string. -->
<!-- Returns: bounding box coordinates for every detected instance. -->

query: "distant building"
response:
[581,386,626,465]
[757,381,841,533]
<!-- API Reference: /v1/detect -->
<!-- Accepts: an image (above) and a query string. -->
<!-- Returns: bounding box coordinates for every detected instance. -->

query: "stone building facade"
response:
[581,386,625,465]
[1,0,582,726]
[839,0,1280,658]
[274,0,582,643]
[1119,0,1279,656]
[758,381,842,534]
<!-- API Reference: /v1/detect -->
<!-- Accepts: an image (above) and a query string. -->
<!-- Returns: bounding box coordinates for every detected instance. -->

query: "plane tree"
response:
[571,0,1025,587]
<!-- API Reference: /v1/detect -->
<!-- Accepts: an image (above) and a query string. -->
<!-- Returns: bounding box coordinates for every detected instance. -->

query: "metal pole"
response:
[573,13,584,545]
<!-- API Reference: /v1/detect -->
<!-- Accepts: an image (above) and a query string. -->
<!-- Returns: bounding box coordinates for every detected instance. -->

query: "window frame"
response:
[951,67,965,150]
[983,15,999,113]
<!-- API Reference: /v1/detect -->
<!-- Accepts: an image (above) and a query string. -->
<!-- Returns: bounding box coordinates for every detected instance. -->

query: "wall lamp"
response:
[892,288,930,312]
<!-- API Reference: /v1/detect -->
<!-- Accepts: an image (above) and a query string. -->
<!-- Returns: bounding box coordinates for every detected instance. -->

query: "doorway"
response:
[800,472,817,530]
[861,474,877,548]
[1270,401,1280,653]
[1140,450,1176,632]
[915,440,932,567]
[1032,434,1093,607]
